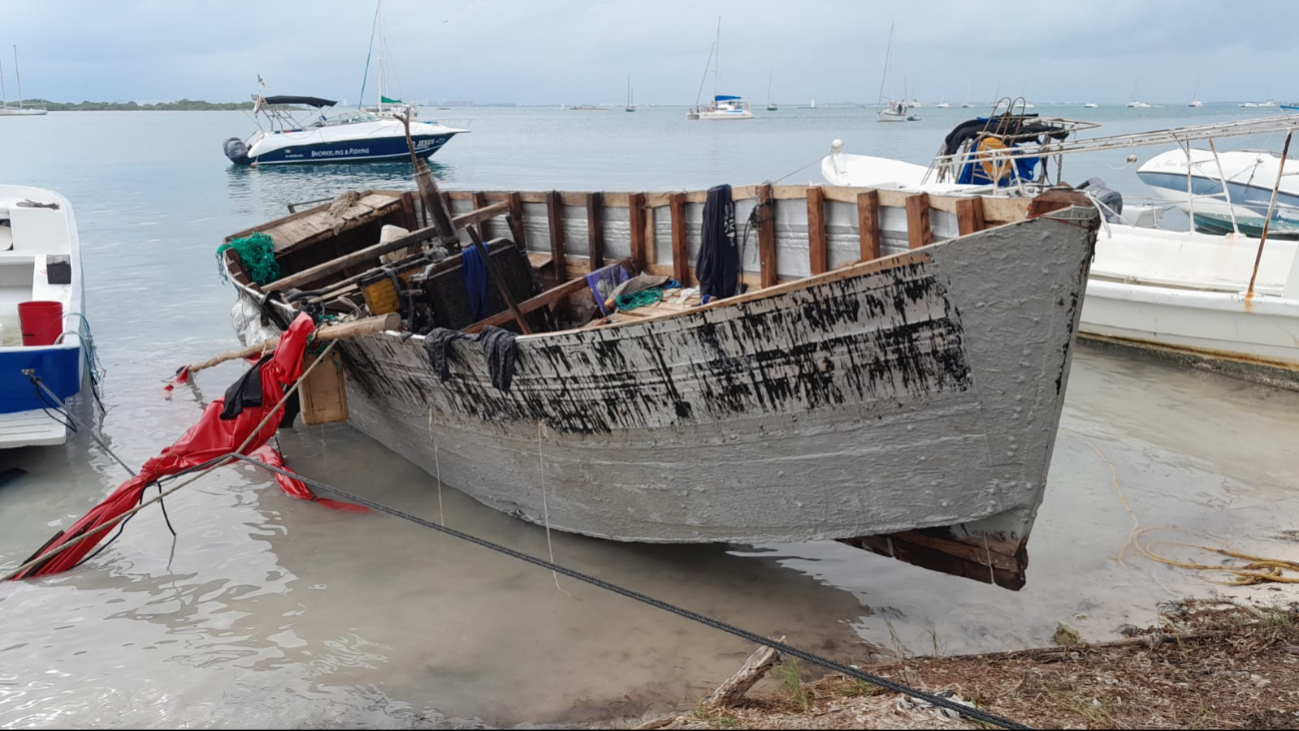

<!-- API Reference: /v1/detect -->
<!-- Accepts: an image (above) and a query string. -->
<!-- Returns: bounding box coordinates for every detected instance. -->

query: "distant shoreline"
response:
[25,99,255,111]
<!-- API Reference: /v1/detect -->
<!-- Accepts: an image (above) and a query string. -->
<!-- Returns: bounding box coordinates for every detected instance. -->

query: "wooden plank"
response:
[265,225,440,291]
[546,191,568,281]
[981,196,1031,223]
[956,197,986,236]
[669,192,689,284]
[772,184,809,200]
[184,314,400,374]
[877,189,910,208]
[806,186,828,275]
[399,191,419,231]
[644,204,658,269]
[756,184,778,288]
[628,192,648,273]
[463,272,595,333]
[447,191,475,201]
[585,192,605,271]
[507,192,527,252]
[300,352,349,425]
[905,193,932,250]
[472,192,489,238]
[857,190,881,262]
[453,200,511,231]
[518,191,547,204]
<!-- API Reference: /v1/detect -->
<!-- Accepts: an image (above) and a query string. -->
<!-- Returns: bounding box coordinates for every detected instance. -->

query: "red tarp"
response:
[12,313,361,581]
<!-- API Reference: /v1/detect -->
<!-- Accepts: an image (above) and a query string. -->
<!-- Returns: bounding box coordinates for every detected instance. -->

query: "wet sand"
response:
[2,340,1298,728]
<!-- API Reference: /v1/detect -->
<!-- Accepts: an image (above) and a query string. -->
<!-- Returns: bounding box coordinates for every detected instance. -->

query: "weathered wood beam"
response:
[905,193,932,250]
[628,192,648,273]
[507,192,527,253]
[472,191,489,238]
[454,200,511,231]
[806,186,828,275]
[956,197,986,236]
[586,192,605,271]
[756,184,778,288]
[463,274,592,333]
[669,192,690,285]
[857,190,881,262]
[546,191,568,281]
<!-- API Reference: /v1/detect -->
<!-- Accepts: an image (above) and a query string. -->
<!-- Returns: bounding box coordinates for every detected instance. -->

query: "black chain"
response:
[232,453,1029,730]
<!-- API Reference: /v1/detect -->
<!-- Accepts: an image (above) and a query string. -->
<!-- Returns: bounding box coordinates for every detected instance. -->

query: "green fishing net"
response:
[217,232,279,285]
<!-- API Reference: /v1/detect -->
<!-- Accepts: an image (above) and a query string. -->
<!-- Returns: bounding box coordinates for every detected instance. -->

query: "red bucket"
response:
[18,301,64,346]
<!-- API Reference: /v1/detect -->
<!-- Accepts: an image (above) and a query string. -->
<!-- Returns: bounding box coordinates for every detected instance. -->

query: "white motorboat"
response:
[223,95,468,165]
[1138,148,1299,238]
[0,46,46,117]
[1084,102,1099,108]
[1,185,92,448]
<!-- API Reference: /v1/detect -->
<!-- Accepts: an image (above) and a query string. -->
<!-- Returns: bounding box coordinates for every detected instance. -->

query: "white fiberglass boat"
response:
[697,95,754,120]
[223,95,467,166]
[1138,148,1299,238]
[1,185,92,447]
[821,112,1299,379]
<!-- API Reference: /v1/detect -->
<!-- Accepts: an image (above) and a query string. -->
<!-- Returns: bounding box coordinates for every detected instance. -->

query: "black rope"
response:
[231,453,1029,730]
[26,373,177,538]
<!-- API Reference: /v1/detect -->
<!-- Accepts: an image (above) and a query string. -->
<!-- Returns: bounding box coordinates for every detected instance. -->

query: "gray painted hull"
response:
[286,211,1095,546]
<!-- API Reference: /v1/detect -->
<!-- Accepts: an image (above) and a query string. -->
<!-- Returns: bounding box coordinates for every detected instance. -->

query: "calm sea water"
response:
[2,105,1298,728]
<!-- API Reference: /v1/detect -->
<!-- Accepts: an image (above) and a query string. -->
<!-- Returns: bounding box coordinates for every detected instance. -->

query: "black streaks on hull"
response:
[345,260,974,436]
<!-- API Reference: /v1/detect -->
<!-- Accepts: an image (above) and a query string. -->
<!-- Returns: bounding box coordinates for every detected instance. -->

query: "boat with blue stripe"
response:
[224,95,468,167]
[1,185,94,448]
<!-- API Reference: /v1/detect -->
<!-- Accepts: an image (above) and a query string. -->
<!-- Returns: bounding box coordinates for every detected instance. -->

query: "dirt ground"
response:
[626,600,1299,730]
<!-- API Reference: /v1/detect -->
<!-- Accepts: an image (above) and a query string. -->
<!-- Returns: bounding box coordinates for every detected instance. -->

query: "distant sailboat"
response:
[810,98,815,108]
[876,24,915,122]
[690,17,754,121]
[626,75,636,112]
[1126,78,1150,108]
[961,83,973,108]
[0,45,47,117]
[767,70,777,111]
[1188,78,1203,108]
[1084,102,1099,108]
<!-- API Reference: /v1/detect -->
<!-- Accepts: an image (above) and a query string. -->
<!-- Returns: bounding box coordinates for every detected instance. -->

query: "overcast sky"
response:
[4,0,1296,106]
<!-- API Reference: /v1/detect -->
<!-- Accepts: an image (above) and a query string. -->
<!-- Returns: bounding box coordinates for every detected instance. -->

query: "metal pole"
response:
[1247,128,1293,298]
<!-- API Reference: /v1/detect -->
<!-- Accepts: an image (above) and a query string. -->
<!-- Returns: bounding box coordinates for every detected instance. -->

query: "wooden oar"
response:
[178,313,399,378]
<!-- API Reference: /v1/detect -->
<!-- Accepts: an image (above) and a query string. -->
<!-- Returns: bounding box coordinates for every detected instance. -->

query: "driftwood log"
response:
[703,638,785,709]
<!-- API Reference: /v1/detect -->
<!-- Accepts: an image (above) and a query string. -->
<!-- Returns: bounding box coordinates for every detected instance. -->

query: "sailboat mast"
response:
[0,56,6,107]
[714,16,721,100]
[358,2,381,109]
[768,69,773,106]
[877,23,893,104]
[13,46,24,109]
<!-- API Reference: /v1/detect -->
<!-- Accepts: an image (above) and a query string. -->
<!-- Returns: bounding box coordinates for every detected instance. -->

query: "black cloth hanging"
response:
[695,184,739,301]
[423,326,519,392]
[220,354,273,420]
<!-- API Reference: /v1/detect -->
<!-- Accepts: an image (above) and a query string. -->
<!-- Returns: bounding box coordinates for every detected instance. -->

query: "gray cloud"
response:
[4,0,1296,105]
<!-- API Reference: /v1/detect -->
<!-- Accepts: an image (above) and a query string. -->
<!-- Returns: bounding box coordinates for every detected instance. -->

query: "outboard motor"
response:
[223,137,252,165]
[1076,177,1123,222]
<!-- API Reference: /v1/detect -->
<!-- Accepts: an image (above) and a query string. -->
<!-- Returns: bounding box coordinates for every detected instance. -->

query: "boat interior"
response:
[223,183,1062,341]
[0,189,74,347]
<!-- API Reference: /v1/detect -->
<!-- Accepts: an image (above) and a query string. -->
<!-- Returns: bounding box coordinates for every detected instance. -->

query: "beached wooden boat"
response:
[220,184,1098,589]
